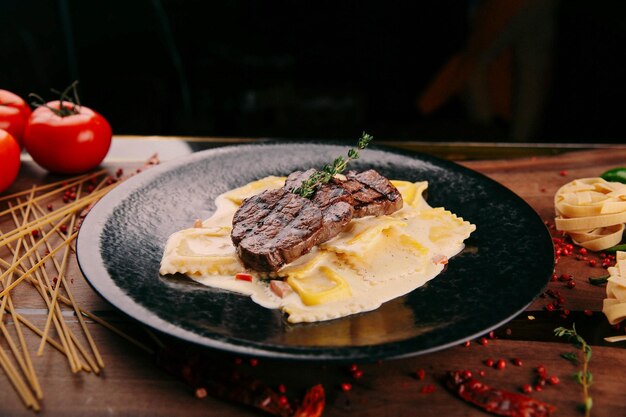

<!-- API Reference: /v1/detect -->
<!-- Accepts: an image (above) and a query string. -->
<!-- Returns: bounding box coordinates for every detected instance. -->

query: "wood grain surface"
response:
[1,139,626,417]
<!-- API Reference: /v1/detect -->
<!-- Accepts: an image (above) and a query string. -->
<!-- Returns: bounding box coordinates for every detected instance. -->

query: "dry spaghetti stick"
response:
[0,185,111,248]
[0,170,103,203]
[143,328,166,350]
[30,173,110,253]
[0,322,42,399]
[27,279,83,372]
[32,202,76,253]
[0,344,39,410]
[11,209,81,373]
[4,206,80,374]
[26,189,97,371]
[0,209,74,284]
[36,205,78,357]
[38,277,155,355]
[0,197,43,398]
[9,194,44,393]
[0,253,156,357]
[31,182,105,368]
[0,259,71,359]
[0,255,154,357]
[2,306,66,354]
[60,184,105,368]
[0,239,74,362]
[0,169,106,207]
[65,329,98,374]
[0,285,43,398]
[0,231,77,299]
[0,190,94,247]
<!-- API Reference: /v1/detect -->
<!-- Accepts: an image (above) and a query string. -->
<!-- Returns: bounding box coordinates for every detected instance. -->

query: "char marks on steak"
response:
[232,188,324,272]
[287,169,403,218]
[343,170,403,217]
[232,169,402,271]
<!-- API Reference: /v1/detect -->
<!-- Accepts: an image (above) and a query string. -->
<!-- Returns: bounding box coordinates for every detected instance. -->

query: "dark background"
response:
[1,0,624,143]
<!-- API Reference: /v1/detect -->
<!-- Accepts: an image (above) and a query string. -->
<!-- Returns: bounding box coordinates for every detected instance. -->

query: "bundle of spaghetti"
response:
[0,159,159,410]
[554,177,626,251]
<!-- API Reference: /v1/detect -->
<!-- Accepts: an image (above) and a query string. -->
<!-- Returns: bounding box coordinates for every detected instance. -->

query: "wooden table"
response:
[2,137,626,417]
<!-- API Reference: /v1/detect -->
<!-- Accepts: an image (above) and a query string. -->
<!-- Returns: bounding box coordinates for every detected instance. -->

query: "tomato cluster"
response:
[0,86,112,193]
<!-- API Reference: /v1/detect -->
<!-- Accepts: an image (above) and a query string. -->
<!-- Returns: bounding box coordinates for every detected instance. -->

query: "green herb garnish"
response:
[588,274,610,286]
[555,324,593,417]
[292,132,373,199]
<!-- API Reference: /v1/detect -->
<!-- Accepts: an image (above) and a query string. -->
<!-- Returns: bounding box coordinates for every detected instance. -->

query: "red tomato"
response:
[23,101,112,174]
[0,89,32,147]
[0,129,21,193]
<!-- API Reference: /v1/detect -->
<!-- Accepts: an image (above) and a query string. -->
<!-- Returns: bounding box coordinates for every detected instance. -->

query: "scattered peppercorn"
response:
[195,387,208,399]
[420,384,436,394]
[461,370,472,379]
[536,365,547,378]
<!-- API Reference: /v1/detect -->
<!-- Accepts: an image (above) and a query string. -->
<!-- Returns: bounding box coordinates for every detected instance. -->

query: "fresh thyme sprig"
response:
[292,132,373,199]
[554,324,593,417]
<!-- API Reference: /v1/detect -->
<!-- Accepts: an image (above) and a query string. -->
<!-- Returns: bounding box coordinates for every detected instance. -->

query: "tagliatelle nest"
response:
[554,177,626,251]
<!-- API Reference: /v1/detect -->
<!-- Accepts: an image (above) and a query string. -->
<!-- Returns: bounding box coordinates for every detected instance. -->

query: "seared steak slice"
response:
[285,169,402,217]
[342,170,403,217]
[231,169,402,271]
[311,181,355,210]
[317,201,354,243]
[232,188,323,271]
[284,169,317,192]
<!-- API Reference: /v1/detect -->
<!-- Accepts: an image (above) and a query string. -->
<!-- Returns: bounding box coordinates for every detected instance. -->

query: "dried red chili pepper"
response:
[445,371,556,417]
[293,384,325,417]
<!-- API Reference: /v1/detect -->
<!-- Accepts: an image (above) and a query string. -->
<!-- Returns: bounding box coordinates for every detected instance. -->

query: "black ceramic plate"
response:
[76,143,554,361]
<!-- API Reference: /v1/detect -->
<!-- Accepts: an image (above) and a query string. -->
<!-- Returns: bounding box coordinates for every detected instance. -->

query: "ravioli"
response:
[160,176,475,323]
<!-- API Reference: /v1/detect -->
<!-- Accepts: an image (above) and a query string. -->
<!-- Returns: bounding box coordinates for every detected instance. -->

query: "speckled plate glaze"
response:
[76,143,554,361]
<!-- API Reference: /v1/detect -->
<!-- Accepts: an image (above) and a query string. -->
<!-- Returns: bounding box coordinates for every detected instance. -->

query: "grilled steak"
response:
[342,170,403,217]
[286,169,403,218]
[232,188,323,271]
[284,169,317,192]
[232,169,402,271]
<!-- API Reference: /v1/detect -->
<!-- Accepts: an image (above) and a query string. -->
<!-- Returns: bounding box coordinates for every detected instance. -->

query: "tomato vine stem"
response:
[29,81,82,118]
